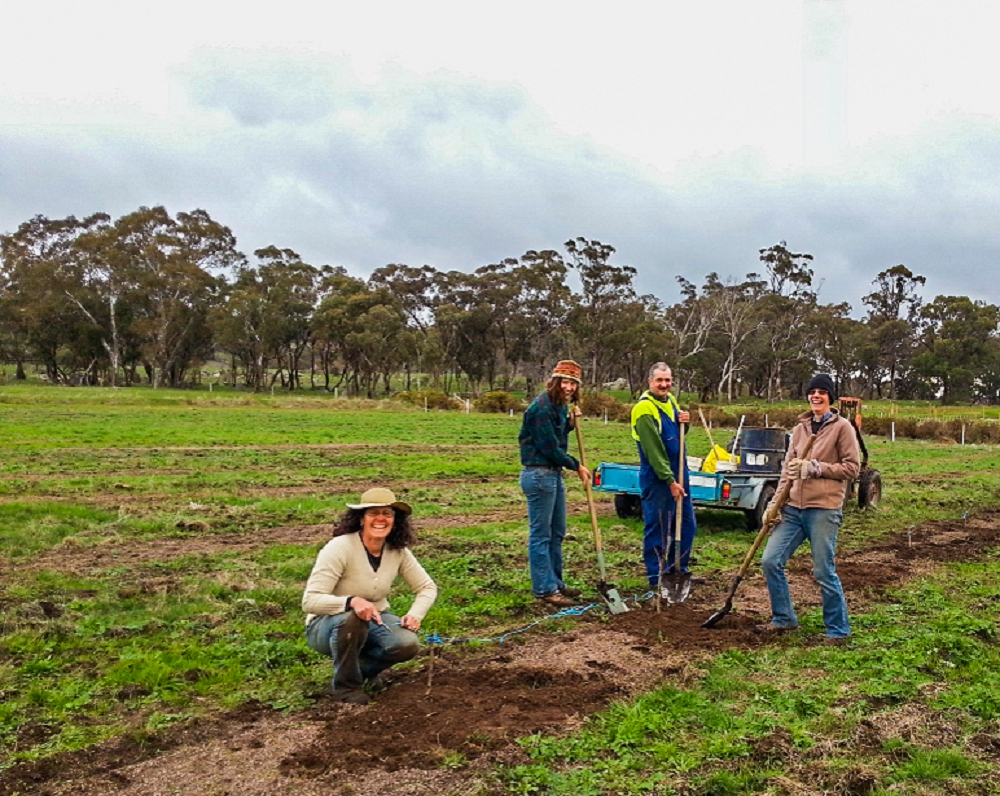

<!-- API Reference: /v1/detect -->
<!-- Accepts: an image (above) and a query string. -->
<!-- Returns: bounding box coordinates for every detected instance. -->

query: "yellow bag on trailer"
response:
[701,444,732,474]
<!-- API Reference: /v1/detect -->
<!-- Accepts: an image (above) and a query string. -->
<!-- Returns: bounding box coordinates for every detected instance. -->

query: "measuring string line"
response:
[418,591,657,647]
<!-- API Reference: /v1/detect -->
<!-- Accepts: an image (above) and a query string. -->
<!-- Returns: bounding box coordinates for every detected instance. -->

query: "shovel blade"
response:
[598,582,629,614]
[660,571,692,605]
[701,601,732,629]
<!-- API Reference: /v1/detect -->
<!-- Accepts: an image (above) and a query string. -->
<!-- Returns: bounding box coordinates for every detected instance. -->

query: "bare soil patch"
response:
[6,510,1000,796]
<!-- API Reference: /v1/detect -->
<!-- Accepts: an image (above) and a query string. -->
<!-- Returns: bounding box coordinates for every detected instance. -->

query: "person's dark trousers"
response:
[640,477,697,588]
[306,610,419,690]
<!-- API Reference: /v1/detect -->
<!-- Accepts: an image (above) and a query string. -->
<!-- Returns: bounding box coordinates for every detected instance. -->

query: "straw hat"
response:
[347,487,412,515]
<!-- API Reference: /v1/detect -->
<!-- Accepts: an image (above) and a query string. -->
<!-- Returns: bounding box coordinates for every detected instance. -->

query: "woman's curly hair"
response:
[333,508,415,550]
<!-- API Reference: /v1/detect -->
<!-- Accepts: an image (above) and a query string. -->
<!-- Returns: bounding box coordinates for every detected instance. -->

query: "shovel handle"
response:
[574,422,608,577]
[674,416,685,536]
[698,407,716,449]
[731,434,818,581]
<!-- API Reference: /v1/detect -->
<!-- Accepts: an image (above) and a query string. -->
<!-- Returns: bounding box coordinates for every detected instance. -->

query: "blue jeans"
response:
[760,506,850,638]
[305,610,419,690]
[520,467,568,597]
[640,477,697,587]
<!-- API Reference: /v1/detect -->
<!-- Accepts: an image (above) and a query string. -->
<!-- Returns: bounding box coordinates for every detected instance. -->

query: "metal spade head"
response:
[660,570,692,605]
[598,581,629,614]
[701,601,732,628]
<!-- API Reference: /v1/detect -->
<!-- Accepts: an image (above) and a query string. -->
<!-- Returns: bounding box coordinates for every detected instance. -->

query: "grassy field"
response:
[2,384,1000,794]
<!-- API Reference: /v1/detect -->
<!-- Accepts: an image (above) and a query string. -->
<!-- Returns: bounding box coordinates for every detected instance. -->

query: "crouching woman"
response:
[302,487,437,704]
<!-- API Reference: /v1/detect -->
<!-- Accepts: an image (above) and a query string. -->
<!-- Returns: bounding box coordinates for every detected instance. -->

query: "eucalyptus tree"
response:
[703,272,764,400]
[311,267,369,391]
[667,276,724,388]
[470,249,575,392]
[214,248,319,391]
[213,267,265,389]
[313,270,412,395]
[0,213,111,383]
[861,264,926,399]
[432,270,496,394]
[809,303,864,395]
[251,247,319,390]
[344,299,414,396]
[504,249,574,393]
[368,263,441,389]
[912,295,1000,403]
[747,242,819,400]
[564,237,642,387]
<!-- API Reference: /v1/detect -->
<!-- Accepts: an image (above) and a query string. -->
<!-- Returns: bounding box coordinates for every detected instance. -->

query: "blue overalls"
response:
[636,398,698,588]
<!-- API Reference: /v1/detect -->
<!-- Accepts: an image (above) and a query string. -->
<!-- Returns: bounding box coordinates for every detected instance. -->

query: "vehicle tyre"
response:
[614,493,642,519]
[746,484,776,532]
[857,468,882,509]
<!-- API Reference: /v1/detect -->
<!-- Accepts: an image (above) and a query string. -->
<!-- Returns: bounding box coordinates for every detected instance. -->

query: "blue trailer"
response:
[593,427,790,531]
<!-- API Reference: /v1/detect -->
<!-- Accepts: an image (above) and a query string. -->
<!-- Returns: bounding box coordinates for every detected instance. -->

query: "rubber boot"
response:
[330,613,369,704]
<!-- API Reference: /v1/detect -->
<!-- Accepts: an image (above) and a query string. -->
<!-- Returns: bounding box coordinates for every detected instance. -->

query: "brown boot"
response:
[332,613,369,693]
[538,592,577,607]
[330,686,370,705]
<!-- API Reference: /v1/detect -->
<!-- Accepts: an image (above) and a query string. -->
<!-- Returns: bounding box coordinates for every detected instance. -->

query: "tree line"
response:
[2,206,999,403]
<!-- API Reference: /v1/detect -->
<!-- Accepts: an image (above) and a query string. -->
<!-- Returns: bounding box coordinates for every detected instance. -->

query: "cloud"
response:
[2,53,1000,317]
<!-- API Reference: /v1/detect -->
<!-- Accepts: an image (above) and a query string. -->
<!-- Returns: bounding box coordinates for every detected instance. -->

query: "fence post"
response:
[466,399,470,414]
[424,397,428,413]
[891,421,895,442]
[962,424,966,445]
[604,409,608,425]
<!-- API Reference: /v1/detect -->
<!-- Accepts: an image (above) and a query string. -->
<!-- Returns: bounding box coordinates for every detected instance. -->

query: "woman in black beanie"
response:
[758,373,859,643]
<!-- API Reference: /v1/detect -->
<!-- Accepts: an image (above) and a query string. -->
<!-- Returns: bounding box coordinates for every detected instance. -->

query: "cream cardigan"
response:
[302,532,437,626]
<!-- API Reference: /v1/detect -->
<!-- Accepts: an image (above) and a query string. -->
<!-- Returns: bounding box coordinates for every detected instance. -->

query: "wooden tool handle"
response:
[698,407,716,449]
[732,434,817,578]
[574,422,606,566]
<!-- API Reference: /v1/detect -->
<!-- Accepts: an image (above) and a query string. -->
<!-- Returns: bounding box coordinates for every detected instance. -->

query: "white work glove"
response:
[762,502,780,527]
[788,458,821,480]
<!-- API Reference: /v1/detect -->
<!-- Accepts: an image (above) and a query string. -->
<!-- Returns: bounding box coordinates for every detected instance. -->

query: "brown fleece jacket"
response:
[775,410,861,510]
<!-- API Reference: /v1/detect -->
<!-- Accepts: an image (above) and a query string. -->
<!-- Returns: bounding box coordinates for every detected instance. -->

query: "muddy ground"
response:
[4,510,1000,796]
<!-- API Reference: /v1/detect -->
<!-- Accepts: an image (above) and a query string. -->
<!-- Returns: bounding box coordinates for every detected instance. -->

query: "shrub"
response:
[580,392,630,422]
[689,404,733,428]
[473,391,524,414]
[392,390,461,410]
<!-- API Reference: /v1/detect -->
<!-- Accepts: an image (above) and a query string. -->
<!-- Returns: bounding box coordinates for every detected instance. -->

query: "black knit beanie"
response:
[806,373,837,403]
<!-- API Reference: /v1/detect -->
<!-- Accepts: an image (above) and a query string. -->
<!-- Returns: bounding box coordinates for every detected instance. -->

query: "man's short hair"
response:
[648,362,672,380]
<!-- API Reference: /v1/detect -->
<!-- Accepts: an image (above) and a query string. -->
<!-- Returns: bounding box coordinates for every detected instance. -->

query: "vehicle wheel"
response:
[614,493,642,519]
[746,484,776,532]
[858,468,882,509]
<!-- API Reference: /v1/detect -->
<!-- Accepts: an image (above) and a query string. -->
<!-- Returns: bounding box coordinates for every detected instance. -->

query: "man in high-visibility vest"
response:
[630,362,697,594]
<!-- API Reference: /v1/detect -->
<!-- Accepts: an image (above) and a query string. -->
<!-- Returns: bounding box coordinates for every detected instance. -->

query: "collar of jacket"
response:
[639,390,679,417]
[798,408,839,430]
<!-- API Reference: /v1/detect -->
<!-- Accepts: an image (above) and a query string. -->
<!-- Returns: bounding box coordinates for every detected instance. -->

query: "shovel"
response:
[574,422,628,614]
[661,417,692,604]
[702,434,817,628]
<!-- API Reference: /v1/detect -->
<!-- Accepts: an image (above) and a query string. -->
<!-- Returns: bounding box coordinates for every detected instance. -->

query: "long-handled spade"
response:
[574,422,628,614]
[661,419,692,604]
[702,435,817,629]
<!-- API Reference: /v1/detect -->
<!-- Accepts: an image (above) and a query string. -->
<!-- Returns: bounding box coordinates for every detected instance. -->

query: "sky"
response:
[2,0,1000,314]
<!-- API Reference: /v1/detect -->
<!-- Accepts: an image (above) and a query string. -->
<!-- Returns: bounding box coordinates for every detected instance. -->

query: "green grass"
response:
[501,560,1000,795]
[3,382,1000,792]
